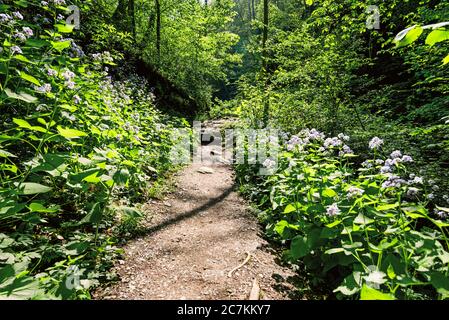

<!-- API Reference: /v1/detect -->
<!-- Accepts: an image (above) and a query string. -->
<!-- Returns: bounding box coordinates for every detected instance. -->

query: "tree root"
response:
[228,252,252,278]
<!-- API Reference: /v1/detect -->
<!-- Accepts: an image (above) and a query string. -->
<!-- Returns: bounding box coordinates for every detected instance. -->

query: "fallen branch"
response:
[228,252,251,278]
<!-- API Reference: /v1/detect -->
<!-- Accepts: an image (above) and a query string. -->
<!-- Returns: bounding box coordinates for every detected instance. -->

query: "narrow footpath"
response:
[96,121,299,300]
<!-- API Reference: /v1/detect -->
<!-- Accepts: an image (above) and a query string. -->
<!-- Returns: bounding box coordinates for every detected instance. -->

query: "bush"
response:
[0,1,189,299]
[237,128,449,300]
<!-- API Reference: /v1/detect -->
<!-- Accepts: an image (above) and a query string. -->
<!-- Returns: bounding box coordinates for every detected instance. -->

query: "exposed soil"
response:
[94,120,300,300]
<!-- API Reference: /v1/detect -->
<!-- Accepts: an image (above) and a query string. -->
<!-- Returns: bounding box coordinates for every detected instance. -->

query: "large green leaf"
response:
[5,89,38,103]
[290,236,309,259]
[334,272,362,296]
[283,203,297,214]
[430,272,449,298]
[17,183,52,195]
[20,71,41,86]
[81,202,103,224]
[50,40,71,52]
[395,26,423,47]
[57,126,88,139]
[55,23,75,33]
[360,285,395,300]
[425,30,449,46]
[322,188,337,198]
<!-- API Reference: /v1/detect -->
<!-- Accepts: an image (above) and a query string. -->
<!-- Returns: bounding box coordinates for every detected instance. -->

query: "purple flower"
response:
[326,203,341,217]
[401,155,413,163]
[347,186,364,198]
[12,12,23,20]
[369,137,384,150]
[390,150,402,159]
[324,137,343,148]
[65,81,76,89]
[22,27,33,37]
[0,14,12,23]
[10,46,22,55]
[263,159,276,169]
[382,174,406,188]
[47,68,58,77]
[73,95,81,104]
[13,32,27,42]
[35,83,52,93]
[62,70,75,80]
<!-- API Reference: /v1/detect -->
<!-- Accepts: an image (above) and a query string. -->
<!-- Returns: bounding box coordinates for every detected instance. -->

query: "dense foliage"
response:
[1,0,448,301]
[0,0,188,299]
[237,129,449,299]
[231,0,449,300]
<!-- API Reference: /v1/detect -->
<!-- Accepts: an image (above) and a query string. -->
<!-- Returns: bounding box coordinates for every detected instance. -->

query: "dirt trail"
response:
[95,120,298,300]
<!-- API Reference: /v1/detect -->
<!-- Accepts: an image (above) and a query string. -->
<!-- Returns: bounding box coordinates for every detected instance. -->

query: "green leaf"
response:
[360,285,395,300]
[5,89,37,103]
[25,39,49,48]
[0,149,16,158]
[290,235,310,259]
[28,202,58,213]
[119,206,144,219]
[17,183,52,195]
[396,26,423,48]
[83,172,101,183]
[50,40,71,52]
[387,264,396,279]
[20,71,41,86]
[283,203,297,214]
[305,0,314,5]
[443,54,449,65]
[57,126,88,139]
[425,30,449,46]
[13,118,32,129]
[13,118,46,133]
[334,272,362,296]
[354,213,374,225]
[55,24,75,33]
[376,203,398,211]
[325,248,345,255]
[81,202,103,224]
[322,188,337,198]
[0,277,45,300]
[430,272,449,298]
[13,55,32,63]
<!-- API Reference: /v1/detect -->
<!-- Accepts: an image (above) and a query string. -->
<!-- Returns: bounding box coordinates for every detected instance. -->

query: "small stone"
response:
[197,167,215,174]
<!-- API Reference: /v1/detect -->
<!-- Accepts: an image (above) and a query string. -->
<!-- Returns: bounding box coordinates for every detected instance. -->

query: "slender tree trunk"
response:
[262,0,269,127]
[155,0,161,60]
[128,0,136,38]
[248,0,252,21]
[252,0,256,20]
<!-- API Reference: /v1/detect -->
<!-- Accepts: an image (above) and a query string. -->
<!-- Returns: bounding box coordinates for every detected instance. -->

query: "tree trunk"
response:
[252,0,256,20]
[262,0,269,127]
[155,0,161,61]
[128,0,136,38]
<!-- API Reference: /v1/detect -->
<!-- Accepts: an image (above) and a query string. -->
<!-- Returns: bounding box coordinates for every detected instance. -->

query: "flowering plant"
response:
[240,128,449,300]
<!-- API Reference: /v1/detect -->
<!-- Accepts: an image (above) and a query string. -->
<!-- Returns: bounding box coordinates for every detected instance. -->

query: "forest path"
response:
[95,120,299,300]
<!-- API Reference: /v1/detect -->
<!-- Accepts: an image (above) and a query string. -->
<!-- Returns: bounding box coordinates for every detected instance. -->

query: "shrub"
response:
[237,128,449,300]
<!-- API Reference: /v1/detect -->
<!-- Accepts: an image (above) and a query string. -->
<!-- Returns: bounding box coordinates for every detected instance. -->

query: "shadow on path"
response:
[134,183,237,239]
